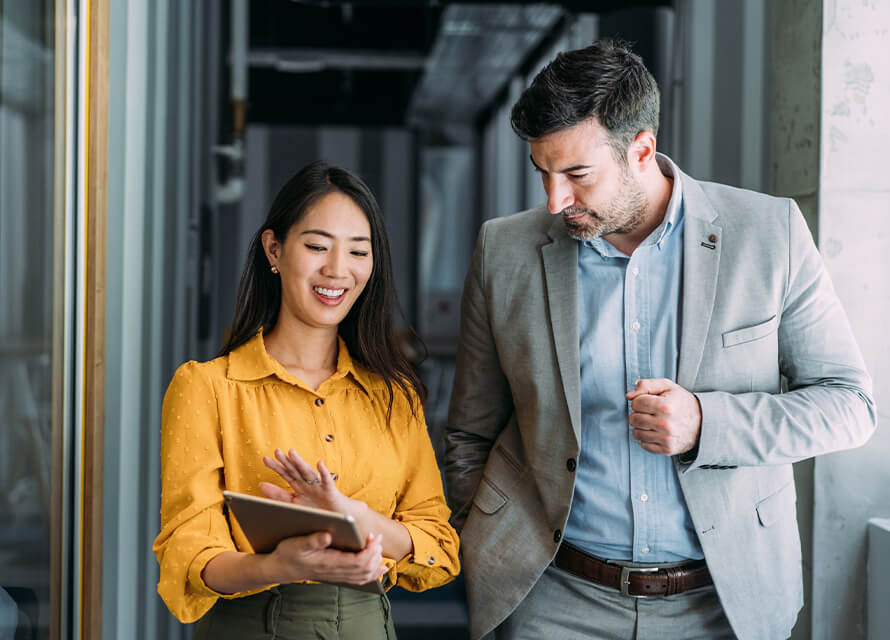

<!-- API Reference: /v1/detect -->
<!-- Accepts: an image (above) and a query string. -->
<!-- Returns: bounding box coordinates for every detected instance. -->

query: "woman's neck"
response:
[263,318,339,390]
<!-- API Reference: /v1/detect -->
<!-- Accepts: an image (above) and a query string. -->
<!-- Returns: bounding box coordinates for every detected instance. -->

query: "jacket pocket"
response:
[473,477,507,515]
[722,315,778,348]
[494,443,523,473]
[756,481,796,527]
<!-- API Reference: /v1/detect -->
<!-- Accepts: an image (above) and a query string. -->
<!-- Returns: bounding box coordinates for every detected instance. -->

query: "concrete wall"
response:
[811,2,890,638]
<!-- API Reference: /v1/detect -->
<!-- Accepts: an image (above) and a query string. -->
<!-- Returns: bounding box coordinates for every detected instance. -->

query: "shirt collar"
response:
[227,331,372,394]
[652,153,683,250]
[582,152,684,258]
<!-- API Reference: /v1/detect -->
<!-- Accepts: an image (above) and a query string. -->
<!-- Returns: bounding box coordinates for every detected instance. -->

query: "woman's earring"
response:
[270,265,279,274]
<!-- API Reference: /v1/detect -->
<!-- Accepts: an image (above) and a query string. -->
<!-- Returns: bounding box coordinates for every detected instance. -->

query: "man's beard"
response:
[561,171,648,242]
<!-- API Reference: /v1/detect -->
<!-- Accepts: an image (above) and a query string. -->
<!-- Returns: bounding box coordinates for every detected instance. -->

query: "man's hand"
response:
[626,378,702,456]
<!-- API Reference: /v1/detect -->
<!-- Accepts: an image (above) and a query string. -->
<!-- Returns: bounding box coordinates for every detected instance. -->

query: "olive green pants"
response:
[193,583,397,640]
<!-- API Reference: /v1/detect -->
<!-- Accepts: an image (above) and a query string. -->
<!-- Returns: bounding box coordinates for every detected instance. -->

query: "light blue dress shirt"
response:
[563,155,704,562]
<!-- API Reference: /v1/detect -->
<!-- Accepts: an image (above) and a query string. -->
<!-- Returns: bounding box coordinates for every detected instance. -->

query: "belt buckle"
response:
[619,565,659,598]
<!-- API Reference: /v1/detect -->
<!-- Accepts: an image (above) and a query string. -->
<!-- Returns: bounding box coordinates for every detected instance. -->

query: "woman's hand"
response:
[260,448,368,525]
[261,447,414,563]
[202,532,387,594]
[265,531,387,586]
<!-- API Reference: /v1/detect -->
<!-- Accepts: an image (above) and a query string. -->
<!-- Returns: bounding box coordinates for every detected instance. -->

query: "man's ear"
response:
[628,130,657,168]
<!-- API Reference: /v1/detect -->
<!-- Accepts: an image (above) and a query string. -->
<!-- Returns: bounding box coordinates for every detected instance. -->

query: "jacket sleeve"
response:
[688,200,877,470]
[385,394,461,591]
[444,223,516,531]
[152,362,267,623]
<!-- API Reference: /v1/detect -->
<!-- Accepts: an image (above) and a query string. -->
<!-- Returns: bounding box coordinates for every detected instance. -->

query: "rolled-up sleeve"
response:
[386,398,461,591]
[152,362,266,623]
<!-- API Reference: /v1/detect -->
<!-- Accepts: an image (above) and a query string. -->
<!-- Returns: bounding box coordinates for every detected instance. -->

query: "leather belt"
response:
[554,543,712,597]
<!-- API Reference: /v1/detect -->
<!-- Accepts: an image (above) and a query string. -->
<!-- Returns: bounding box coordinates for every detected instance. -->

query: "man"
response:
[444,39,876,640]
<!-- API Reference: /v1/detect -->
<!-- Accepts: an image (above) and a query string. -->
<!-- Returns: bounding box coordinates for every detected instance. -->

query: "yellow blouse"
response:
[153,333,460,623]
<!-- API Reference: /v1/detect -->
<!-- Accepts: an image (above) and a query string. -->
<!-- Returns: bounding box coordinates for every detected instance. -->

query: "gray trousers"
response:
[192,583,396,640]
[493,564,735,640]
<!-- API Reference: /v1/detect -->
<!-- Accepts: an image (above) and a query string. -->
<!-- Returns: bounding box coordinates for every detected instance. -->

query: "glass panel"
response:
[0,1,57,638]
[415,146,476,461]
[417,146,475,350]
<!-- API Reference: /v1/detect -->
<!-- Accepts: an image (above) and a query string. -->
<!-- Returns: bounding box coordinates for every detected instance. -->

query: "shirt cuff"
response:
[677,442,700,466]
[400,522,443,570]
[382,521,445,590]
[381,519,459,592]
[679,391,723,472]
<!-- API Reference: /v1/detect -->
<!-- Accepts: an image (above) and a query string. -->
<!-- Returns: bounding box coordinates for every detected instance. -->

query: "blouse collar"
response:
[227,331,373,394]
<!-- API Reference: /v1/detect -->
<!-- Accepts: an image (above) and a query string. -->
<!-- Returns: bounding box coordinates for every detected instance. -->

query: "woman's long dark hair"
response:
[220,160,425,418]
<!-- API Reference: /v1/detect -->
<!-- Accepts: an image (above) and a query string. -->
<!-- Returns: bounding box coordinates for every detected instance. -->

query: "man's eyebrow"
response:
[300,229,371,242]
[560,164,593,173]
[529,155,593,174]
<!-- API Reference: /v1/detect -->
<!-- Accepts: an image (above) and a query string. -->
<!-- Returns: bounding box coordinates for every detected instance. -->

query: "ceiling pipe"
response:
[247,48,428,72]
[214,0,248,204]
[231,0,248,134]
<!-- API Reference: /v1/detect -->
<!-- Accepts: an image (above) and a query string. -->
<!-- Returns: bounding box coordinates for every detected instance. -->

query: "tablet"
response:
[223,490,385,594]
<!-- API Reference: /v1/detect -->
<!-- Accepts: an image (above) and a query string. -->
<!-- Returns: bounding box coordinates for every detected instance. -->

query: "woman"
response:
[153,161,460,639]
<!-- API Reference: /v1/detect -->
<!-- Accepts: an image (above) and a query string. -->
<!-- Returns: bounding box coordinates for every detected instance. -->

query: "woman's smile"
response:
[311,285,347,305]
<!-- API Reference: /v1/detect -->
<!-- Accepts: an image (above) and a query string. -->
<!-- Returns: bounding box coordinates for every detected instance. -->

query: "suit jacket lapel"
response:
[541,216,581,445]
[677,171,722,390]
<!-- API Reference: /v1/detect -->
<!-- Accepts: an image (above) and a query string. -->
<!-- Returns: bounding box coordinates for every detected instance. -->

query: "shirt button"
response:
[330,472,339,481]
[325,434,334,442]
[553,529,562,543]
[566,458,576,472]
[642,546,650,553]
[640,493,649,502]
[631,320,641,331]
[632,267,639,276]
[427,556,435,565]
[314,397,324,406]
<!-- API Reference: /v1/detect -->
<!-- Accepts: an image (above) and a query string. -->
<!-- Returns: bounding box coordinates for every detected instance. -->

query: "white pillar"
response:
[811,2,890,639]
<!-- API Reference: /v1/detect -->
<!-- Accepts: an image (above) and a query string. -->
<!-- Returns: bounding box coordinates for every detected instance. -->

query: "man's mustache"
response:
[561,207,596,219]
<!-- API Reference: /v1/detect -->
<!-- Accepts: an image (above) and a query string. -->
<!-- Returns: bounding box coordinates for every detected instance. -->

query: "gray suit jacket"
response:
[444,166,877,640]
